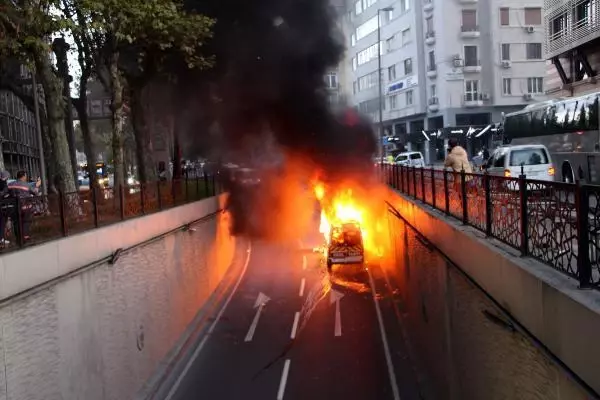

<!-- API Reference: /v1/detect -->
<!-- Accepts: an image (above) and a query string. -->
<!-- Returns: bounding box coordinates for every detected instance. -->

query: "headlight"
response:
[127,177,134,185]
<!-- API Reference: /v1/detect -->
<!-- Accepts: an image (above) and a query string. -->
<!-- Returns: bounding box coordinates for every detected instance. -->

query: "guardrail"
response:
[381,164,600,290]
[0,172,222,253]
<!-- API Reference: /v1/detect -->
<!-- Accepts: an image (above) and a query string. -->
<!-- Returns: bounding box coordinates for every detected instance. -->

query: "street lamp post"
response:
[377,7,393,161]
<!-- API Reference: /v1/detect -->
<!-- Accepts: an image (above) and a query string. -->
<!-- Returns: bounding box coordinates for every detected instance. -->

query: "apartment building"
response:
[544,0,600,97]
[344,0,548,161]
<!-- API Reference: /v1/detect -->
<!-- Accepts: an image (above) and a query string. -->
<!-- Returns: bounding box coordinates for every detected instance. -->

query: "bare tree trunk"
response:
[33,51,76,194]
[109,53,125,190]
[130,85,156,183]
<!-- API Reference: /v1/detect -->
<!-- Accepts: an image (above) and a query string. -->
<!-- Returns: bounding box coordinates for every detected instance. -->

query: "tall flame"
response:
[312,179,383,258]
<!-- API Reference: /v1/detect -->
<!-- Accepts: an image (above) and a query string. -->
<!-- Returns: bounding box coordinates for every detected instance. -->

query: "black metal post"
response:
[171,179,177,206]
[575,182,591,288]
[92,186,99,227]
[14,197,24,246]
[140,184,145,215]
[211,174,216,196]
[519,173,529,256]
[412,166,417,198]
[58,192,67,236]
[431,167,436,209]
[196,176,200,199]
[399,166,404,192]
[185,177,189,202]
[157,181,162,210]
[119,185,125,220]
[203,172,209,198]
[421,167,426,203]
[484,172,492,237]
[443,170,450,215]
[461,170,468,224]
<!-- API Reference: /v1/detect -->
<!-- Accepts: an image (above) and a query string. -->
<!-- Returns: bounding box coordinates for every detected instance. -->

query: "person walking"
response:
[444,138,473,198]
[8,170,40,242]
[0,171,10,245]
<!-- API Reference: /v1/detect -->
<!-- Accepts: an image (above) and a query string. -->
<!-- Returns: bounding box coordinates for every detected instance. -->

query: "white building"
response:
[343,0,548,162]
[544,0,600,98]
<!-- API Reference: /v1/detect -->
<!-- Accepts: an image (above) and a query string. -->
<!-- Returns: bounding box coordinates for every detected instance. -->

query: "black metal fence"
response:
[0,174,222,253]
[381,164,600,290]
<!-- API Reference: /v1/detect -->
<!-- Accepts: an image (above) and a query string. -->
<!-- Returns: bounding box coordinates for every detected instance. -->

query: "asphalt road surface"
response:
[161,230,421,400]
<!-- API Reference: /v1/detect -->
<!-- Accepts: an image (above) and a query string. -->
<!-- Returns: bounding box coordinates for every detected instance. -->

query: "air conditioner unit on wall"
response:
[482,93,491,100]
[453,59,464,67]
[501,61,511,68]
[523,93,533,100]
[525,26,535,33]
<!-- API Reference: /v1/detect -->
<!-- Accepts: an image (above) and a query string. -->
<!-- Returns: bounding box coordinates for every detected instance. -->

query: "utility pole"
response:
[52,37,79,187]
[31,72,47,195]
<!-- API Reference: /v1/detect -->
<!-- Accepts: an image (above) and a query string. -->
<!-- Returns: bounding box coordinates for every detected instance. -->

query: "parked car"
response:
[394,151,426,168]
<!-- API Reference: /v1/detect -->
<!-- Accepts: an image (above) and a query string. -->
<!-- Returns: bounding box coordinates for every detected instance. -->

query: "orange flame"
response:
[312,180,384,258]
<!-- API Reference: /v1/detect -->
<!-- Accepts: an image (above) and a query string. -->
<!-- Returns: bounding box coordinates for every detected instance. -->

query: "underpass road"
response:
[166,233,421,400]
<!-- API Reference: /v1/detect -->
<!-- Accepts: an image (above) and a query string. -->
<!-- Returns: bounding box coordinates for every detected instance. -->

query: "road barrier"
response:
[0,172,223,253]
[381,164,600,290]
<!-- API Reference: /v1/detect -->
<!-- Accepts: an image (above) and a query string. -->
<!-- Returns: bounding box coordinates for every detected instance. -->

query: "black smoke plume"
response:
[180,0,377,237]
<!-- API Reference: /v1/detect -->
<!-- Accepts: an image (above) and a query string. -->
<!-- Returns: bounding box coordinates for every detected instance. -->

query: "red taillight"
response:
[504,169,511,177]
[548,165,555,176]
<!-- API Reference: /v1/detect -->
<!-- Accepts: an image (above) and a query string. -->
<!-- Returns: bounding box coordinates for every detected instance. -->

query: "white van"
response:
[484,144,555,181]
[394,151,425,168]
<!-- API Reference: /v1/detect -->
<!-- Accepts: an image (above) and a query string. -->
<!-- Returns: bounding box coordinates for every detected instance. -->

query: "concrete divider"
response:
[386,187,600,395]
[0,195,237,400]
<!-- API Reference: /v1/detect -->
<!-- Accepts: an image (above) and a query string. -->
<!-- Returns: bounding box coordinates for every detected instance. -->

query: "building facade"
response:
[344,0,548,161]
[544,0,600,97]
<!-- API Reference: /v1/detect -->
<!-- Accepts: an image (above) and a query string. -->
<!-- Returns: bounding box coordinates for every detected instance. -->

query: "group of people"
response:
[0,170,42,245]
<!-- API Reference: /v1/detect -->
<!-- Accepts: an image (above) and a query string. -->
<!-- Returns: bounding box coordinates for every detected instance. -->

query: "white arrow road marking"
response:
[330,289,344,337]
[244,292,271,342]
[298,278,306,297]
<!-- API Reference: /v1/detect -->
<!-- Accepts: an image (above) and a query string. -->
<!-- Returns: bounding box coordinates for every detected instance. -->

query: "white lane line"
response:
[302,255,307,270]
[367,268,402,400]
[334,298,342,337]
[290,312,300,339]
[298,278,306,297]
[165,244,253,400]
[277,359,291,400]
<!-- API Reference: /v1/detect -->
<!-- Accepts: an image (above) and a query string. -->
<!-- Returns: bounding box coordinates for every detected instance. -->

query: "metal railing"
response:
[0,172,222,253]
[381,164,600,290]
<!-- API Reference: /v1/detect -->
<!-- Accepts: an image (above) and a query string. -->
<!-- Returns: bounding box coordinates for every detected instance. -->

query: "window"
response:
[526,43,542,60]
[509,148,549,166]
[382,9,394,23]
[356,43,382,66]
[389,95,397,109]
[352,57,357,71]
[550,14,567,40]
[465,80,479,101]
[406,90,413,105]
[527,77,543,93]
[400,0,410,13]
[501,44,510,60]
[431,84,437,97]
[502,78,512,95]
[462,9,477,30]
[402,28,411,45]
[428,50,436,70]
[425,17,434,34]
[386,36,395,52]
[464,45,478,66]
[325,73,338,89]
[357,71,378,91]
[524,7,542,25]
[500,7,510,26]
[355,0,362,15]
[388,65,396,81]
[493,153,506,168]
[351,34,356,46]
[356,16,379,41]
[353,81,357,94]
[404,58,413,74]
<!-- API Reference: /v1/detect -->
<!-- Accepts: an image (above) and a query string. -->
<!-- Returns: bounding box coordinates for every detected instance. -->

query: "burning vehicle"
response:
[325,221,365,271]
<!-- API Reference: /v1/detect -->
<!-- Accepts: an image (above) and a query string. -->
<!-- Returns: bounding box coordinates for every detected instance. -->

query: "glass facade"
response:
[0,90,41,179]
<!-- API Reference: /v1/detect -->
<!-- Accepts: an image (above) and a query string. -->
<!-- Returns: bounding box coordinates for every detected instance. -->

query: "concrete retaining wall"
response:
[386,187,600,396]
[0,195,236,400]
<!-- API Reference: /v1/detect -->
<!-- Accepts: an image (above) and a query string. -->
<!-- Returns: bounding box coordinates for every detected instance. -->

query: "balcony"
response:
[427,65,437,78]
[545,1,600,58]
[425,31,436,45]
[460,25,480,38]
[463,93,484,107]
[428,97,439,112]
[423,0,434,12]
[463,60,481,73]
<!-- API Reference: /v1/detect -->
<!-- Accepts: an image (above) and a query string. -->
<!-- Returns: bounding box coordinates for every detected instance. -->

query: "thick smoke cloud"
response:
[181,0,377,237]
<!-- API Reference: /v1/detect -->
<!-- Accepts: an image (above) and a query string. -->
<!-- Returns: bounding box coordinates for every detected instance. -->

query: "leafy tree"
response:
[65,0,214,186]
[0,0,77,193]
